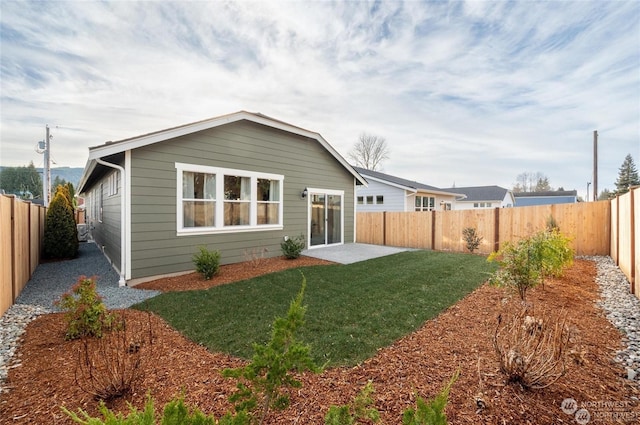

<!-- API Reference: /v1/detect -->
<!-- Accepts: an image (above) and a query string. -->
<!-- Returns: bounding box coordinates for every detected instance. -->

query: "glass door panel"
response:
[327,194,341,244]
[310,194,326,246]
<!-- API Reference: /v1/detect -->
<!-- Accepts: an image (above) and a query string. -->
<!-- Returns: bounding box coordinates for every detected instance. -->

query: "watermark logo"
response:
[561,398,578,415]
[560,397,638,423]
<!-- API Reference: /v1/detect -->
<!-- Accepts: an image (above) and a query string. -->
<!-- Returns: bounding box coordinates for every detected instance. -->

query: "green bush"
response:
[462,227,482,253]
[43,185,79,259]
[488,229,574,301]
[223,275,321,424]
[280,234,305,259]
[56,276,116,340]
[325,381,381,425]
[402,370,459,425]
[193,246,220,280]
[62,392,251,424]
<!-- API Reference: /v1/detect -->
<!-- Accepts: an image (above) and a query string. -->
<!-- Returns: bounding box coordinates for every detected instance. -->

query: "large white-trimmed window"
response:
[415,195,435,212]
[176,163,283,234]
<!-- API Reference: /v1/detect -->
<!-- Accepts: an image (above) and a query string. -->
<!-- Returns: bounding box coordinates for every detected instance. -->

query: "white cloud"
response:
[1,0,638,199]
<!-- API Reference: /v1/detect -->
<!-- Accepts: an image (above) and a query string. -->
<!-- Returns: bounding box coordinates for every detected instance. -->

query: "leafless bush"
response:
[74,310,154,400]
[244,247,269,269]
[493,306,576,389]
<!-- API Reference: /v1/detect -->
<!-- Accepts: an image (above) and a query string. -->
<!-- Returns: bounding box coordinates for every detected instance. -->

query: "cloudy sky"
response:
[1,0,638,199]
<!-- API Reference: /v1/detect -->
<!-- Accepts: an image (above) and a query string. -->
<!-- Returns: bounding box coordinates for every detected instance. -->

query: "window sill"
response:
[177,224,283,236]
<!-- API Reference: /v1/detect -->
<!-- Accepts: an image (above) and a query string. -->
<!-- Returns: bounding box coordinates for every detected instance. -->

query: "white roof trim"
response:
[360,173,462,198]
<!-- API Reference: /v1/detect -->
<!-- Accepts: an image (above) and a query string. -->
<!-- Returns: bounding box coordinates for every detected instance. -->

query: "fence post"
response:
[616,196,620,266]
[630,189,636,294]
[10,196,16,303]
[494,207,500,252]
[383,211,387,246]
[431,210,436,250]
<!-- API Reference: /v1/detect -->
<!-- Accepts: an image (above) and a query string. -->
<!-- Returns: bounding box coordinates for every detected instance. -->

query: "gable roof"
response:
[353,167,464,198]
[79,111,366,192]
[513,190,577,198]
[443,185,511,202]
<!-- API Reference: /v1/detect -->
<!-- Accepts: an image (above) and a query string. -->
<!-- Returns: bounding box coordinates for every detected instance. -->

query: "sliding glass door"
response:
[309,190,343,247]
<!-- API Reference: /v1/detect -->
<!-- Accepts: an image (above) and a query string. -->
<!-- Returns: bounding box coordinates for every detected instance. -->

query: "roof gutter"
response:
[95,158,126,287]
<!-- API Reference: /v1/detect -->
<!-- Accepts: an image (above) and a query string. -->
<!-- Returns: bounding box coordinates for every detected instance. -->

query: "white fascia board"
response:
[360,175,417,192]
[77,159,97,194]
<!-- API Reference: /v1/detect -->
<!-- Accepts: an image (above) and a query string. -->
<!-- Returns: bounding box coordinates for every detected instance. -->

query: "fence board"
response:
[0,197,12,317]
[30,206,40,274]
[356,212,385,245]
[12,200,30,299]
[385,212,432,248]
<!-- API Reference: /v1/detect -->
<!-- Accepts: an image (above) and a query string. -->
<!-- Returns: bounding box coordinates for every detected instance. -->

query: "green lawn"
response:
[134,250,496,367]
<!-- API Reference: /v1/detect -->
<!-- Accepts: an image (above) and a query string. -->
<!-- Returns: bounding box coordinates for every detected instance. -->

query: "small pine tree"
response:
[44,186,79,259]
[614,154,639,196]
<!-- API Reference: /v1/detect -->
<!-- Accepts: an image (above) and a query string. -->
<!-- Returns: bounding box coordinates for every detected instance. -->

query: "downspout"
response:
[95,158,126,287]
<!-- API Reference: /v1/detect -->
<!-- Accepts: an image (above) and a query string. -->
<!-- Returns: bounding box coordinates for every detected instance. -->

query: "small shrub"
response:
[244,247,268,269]
[462,227,483,253]
[223,275,321,424]
[44,185,79,259]
[74,311,152,400]
[193,246,220,280]
[280,234,305,259]
[63,392,250,424]
[493,306,574,389]
[325,381,381,424]
[402,370,459,425]
[56,276,116,340]
[488,229,574,300]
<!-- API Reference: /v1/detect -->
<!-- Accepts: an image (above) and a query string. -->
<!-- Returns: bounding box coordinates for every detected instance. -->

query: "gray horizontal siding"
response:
[129,120,354,280]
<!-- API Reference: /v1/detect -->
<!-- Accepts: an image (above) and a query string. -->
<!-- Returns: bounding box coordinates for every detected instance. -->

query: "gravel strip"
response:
[1,242,159,392]
[584,255,640,386]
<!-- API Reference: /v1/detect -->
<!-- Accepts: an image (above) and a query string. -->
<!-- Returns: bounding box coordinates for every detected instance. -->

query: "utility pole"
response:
[593,130,598,202]
[43,125,51,207]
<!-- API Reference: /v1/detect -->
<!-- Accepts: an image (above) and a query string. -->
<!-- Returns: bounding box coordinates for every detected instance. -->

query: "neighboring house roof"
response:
[353,167,463,198]
[443,185,511,202]
[513,190,578,198]
[78,111,367,192]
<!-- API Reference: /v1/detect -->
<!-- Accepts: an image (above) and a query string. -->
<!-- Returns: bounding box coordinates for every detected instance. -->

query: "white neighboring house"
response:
[442,186,515,210]
[353,167,464,212]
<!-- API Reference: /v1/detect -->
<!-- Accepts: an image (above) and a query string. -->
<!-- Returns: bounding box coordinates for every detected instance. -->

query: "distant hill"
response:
[0,166,84,188]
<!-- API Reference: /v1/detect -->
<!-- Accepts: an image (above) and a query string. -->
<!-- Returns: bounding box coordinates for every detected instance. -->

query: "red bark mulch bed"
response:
[1,258,638,424]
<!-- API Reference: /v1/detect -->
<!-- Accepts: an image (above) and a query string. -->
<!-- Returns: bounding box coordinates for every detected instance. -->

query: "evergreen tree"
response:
[0,161,43,199]
[44,186,79,259]
[614,154,639,195]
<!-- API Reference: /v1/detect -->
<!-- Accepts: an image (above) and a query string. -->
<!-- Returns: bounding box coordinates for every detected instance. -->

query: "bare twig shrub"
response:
[493,306,575,389]
[74,311,154,400]
[244,247,269,269]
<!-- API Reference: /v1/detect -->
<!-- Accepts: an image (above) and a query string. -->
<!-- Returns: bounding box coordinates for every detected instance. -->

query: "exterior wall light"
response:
[301,188,308,198]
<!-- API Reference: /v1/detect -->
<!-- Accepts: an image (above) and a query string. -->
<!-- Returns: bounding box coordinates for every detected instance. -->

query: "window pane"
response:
[429,197,435,208]
[257,202,279,224]
[225,176,250,200]
[183,201,215,227]
[257,178,279,201]
[415,197,421,208]
[376,195,383,204]
[366,196,373,204]
[183,172,215,199]
[224,202,250,225]
[422,197,429,207]
[357,196,363,204]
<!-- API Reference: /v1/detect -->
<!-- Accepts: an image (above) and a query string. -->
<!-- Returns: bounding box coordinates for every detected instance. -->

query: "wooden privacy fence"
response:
[357,201,611,256]
[610,187,638,297]
[0,195,46,317]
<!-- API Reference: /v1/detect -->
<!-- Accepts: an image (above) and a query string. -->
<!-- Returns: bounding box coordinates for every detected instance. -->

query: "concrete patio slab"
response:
[302,243,419,264]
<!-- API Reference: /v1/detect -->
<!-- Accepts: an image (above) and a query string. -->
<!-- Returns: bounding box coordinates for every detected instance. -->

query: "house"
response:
[77,111,367,286]
[513,190,578,206]
[442,185,514,210]
[353,167,462,212]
